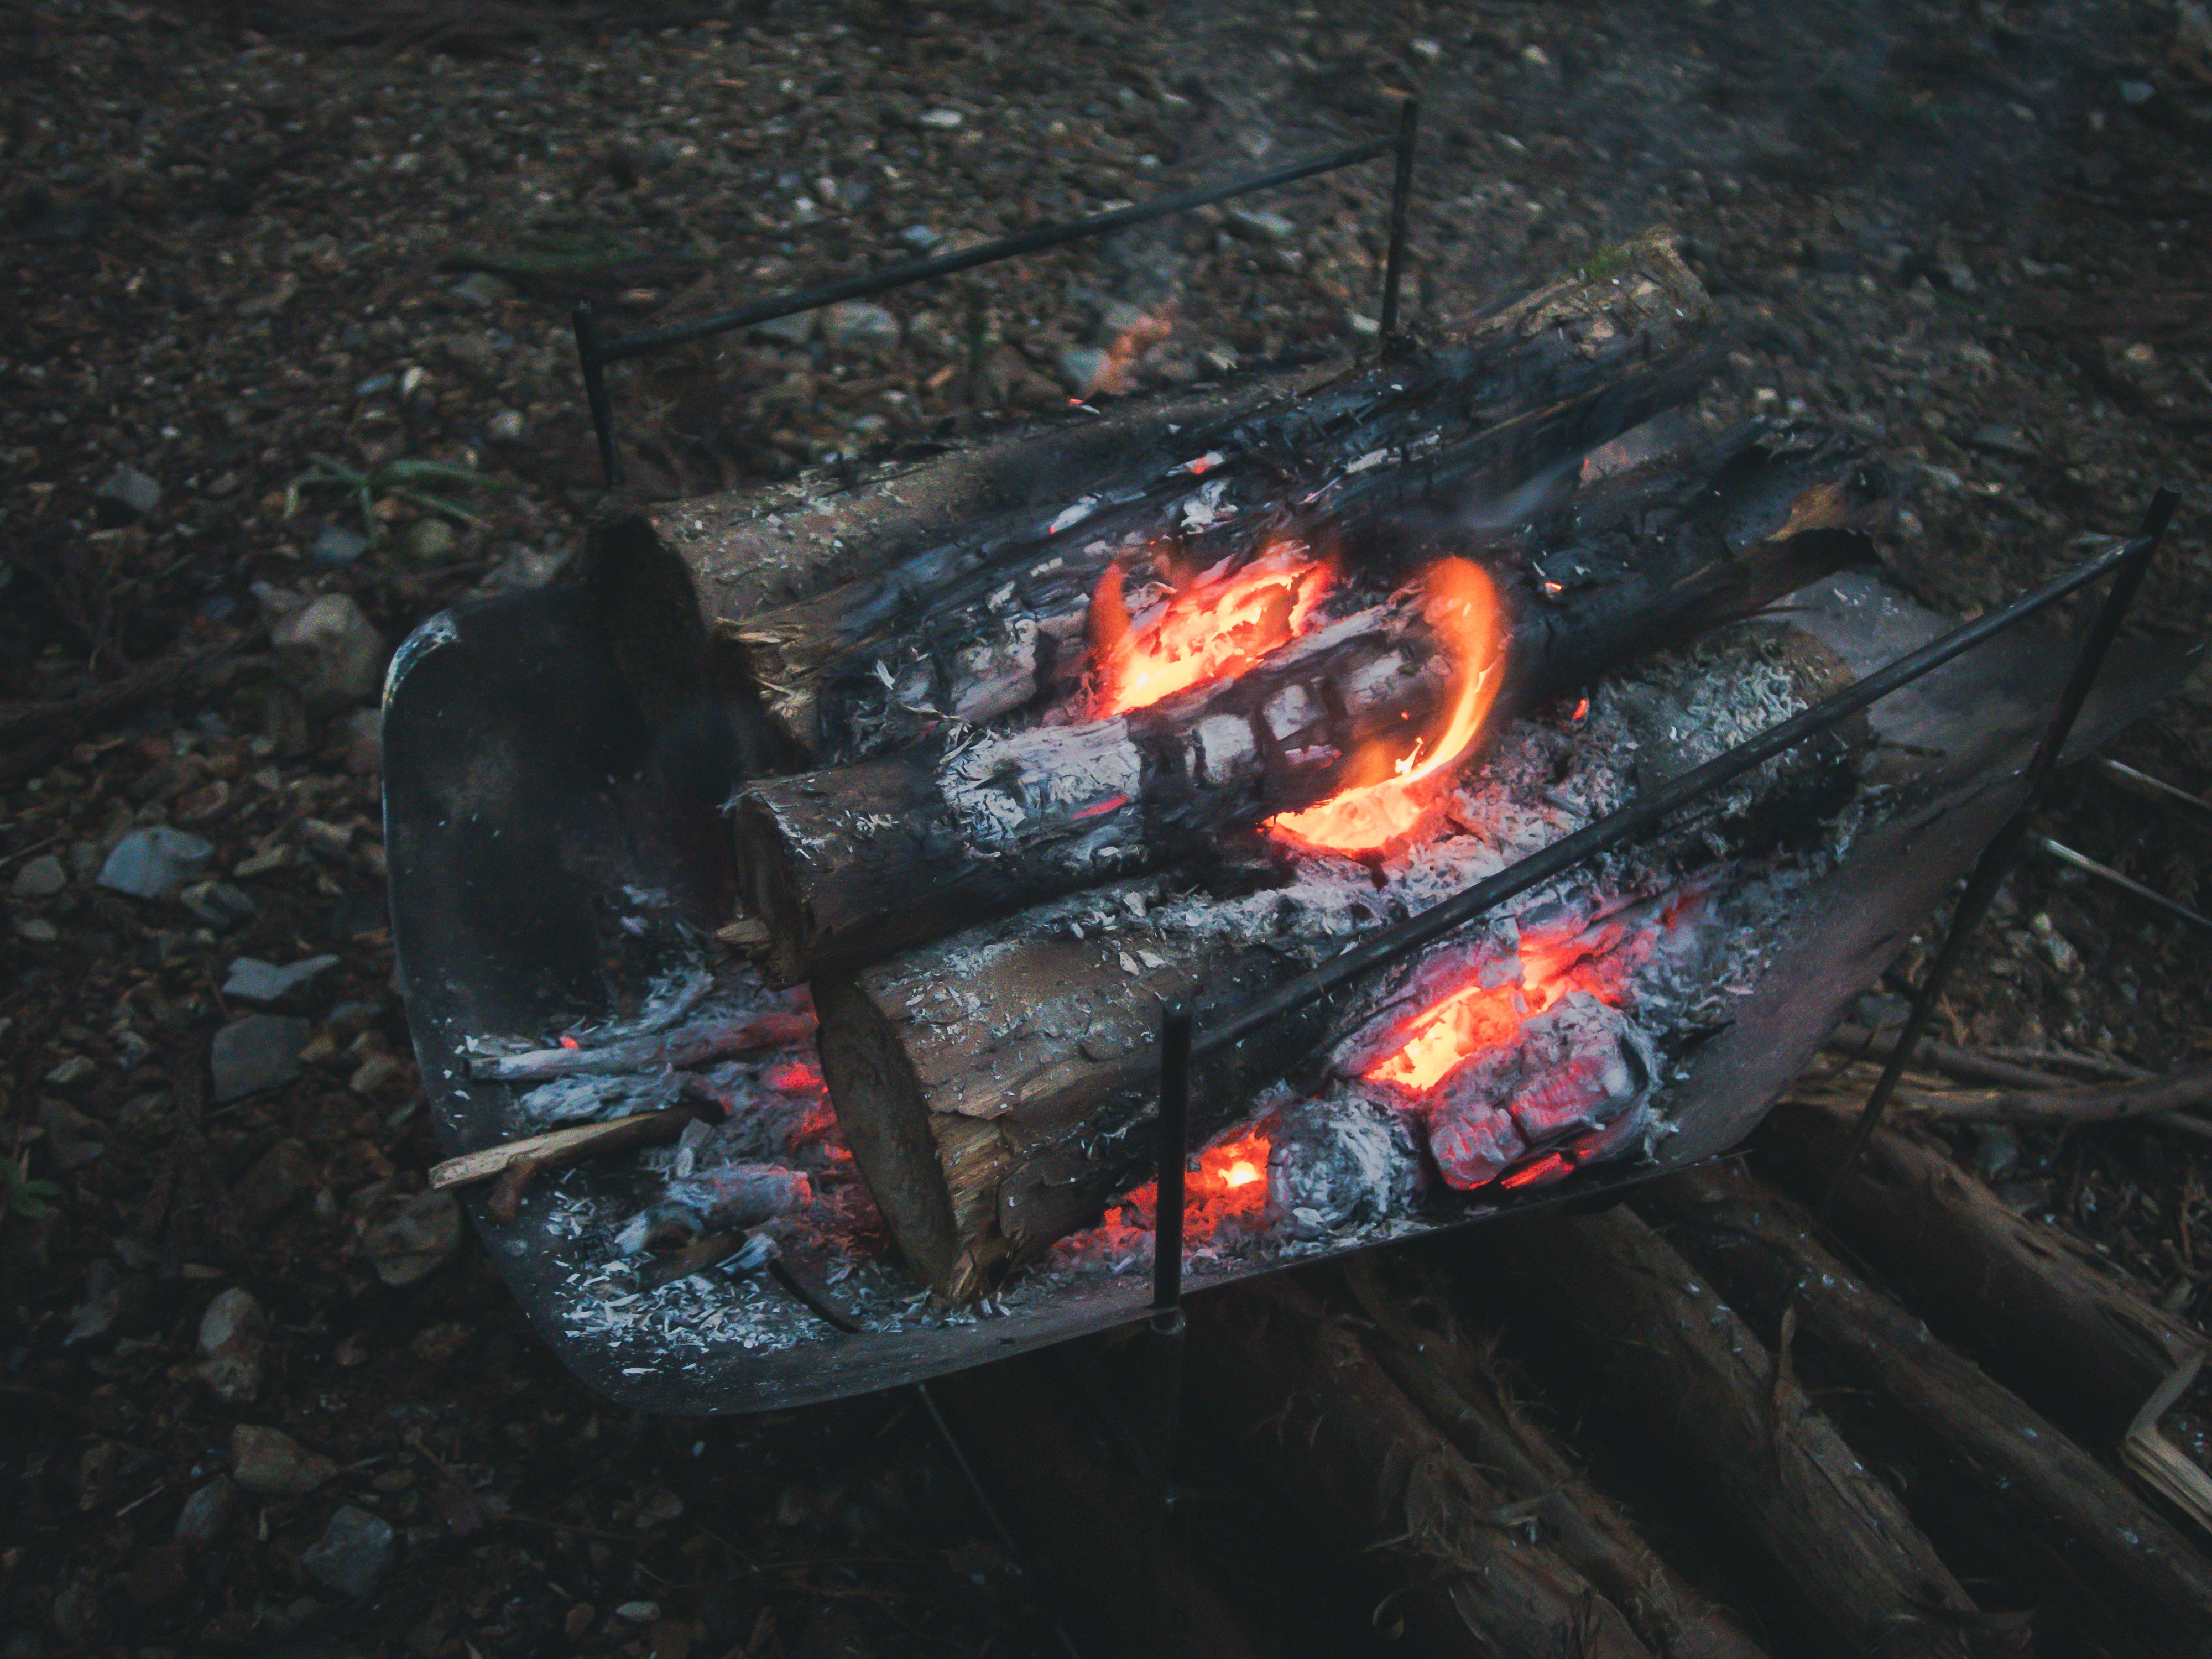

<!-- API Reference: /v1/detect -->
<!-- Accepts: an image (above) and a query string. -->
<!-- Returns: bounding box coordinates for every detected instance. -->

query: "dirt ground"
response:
[7,1,2212,1654]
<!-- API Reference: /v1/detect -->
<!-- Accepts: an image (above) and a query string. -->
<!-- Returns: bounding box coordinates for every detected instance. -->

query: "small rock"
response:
[1966,423,2039,460]
[487,408,526,441]
[12,853,66,898]
[180,879,257,930]
[565,1604,597,1641]
[363,1189,462,1286]
[1343,312,1380,340]
[750,309,817,345]
[452,272,514,307]
[231,1424,336,1496]
[616,1601,663,1624]
[309,524,372,567]
[272,592,387,707]
[45,1055,94,1087]
[340,708,384,775]
[916,107,963,128]
[232,1136,316,1222]
[211,1014,311,1102]
[174,1477,237,1547]
[223,954,340,1006]
[821,301,901,355]
[1223,205,1295,243]
[97,826,215,899]
[13,915,58,943]
[405,518,458,561]
[301,1505,396,1598]
[64,1259,123,1346]
[1057,346,1113,395]
[898,224,941,253]
[96,462,161,522]
[196,1287,268,1402]
[634,1488,685,1530]
[349,1052,408,1096]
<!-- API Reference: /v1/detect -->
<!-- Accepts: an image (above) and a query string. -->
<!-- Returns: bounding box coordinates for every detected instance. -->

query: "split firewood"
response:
[926,1352,1270,1659]
[466,1010,815,1082]
[1330,1256,1772,1659]
[427,1103,708,1197]
[715,233,1714,765]
[1642,1161,2212,1644]
[1754,1097,2212,1534]
[1467,1206,1985,1659]
[737,419,1887,985]
[1183,1275,1658,1659]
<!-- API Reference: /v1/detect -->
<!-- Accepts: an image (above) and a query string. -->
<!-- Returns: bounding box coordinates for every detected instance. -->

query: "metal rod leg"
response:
[1379,97,1420,349]
[1146,1004,1193,1650]
[572,301,623,489]
[1819,487,2179,1216]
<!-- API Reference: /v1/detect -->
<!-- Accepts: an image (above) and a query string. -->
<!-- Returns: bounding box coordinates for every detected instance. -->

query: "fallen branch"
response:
[427,1104,705,1198]
[1806,1036,2212,1126]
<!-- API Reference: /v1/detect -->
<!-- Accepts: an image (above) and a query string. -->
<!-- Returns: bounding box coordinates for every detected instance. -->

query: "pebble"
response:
[231,1424,336,1495]
[223,954,340,1006]
[898,224,941,253]
[97,826,215,900]
[309,524,372,567]
[211,1014,311,1102]
[232,1136,316,1221]
[301,1505,397,1598]
[195,1287,268,1403]
[96,462,161,521]
[12,853,66,898]
[821,301,902,355]
[452,271,514,307]
[1057,346,1112,394]
[406,518,458,561]
[1223,205,1295,243]
[174,1477,236,1547]
[362,1189,462,1286]
[180,879,257,930]
[917,107,963,128]
[487,408,526,441]
[751,309,817,345]
[14,916,58,943]
[616,1601,663,1623]
[272,592,387,707]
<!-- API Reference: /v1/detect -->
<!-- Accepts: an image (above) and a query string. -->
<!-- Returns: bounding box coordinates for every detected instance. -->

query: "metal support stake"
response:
[1146,1003,1193,1649]
[1379,97,1420,350]
[572,301,623,488]
[1820,487,2179,1217]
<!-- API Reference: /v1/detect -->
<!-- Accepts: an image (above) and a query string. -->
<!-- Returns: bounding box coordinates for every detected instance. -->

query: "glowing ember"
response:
[1111,1125,1275,1239]
[1266,557,1506,855]
[1089,551,1335,716]
[1365,979,1545,1093]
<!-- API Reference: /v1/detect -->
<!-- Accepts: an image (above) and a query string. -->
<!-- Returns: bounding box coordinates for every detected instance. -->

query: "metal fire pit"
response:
[385,511,2199,1413]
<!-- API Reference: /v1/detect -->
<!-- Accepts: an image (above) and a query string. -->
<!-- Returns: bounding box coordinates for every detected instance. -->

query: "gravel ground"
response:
[7,1,2212,1654]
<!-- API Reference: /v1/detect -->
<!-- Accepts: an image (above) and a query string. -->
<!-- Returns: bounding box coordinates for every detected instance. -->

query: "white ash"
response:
[1266,1093,1425,1239]
[517,1071,681,1126]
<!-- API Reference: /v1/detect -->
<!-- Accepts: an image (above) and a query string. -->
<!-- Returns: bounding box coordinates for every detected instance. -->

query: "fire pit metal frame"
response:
[568,101,1422,487]
[1128,491,2177,1631]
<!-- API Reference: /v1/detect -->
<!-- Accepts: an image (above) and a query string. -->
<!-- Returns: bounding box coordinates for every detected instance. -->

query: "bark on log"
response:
[1184,1275,1659,1659]
[925,1355,1266,1659]
[1753,1098,2209,1449]
[718,233,1714,764]
[1331,1256,1773,1659]
[1469,1207,1984,1659]
[738,419,1888,985]
[1642,1160,2212,1644]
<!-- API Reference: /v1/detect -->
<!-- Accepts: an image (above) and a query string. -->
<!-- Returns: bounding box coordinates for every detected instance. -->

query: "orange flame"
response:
[1113,1125,1274,1239]
[1090,551,1335,717]
[1266,558,1506,855]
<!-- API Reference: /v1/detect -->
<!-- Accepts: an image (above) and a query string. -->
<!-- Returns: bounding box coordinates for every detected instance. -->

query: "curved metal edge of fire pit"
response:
[384,575,2201,1416]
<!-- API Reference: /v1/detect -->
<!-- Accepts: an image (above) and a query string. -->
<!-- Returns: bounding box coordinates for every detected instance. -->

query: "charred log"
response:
[1642,1161,2212,1645]
[1183,1275,1660,1659]
[721,234,1715,764]
[736,421,1888,985]
[1468,1207,1984,1659]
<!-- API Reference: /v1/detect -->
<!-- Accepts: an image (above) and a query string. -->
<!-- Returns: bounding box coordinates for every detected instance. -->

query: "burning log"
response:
[466,1010,815,1082]
[816,582,1874,1301]
[1469,1207,1985,1659]
[705,233,1714,765]
[1642,1161,2212,1645]
[1183,1275,1660,1659]
[735,421,1888,985]
[1332,1256,1772,1659]
[1753,1098,2212,1530]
